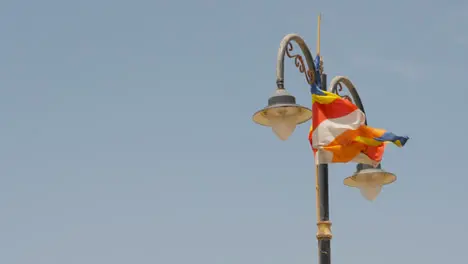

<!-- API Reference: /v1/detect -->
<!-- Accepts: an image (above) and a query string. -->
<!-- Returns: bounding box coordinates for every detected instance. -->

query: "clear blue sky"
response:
[1,0,466,263]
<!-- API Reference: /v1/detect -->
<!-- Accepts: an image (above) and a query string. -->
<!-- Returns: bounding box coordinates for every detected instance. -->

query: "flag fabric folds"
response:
[308,59,408,165]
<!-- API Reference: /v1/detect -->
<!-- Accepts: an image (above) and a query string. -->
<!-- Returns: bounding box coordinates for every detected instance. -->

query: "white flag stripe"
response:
[312,109,365,148]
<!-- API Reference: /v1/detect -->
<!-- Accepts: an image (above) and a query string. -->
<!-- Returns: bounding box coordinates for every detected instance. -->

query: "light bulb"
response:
[359,185,382,201]
[268,107,298,141]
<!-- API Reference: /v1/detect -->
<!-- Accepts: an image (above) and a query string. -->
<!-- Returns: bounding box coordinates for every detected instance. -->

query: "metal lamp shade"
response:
[252,89,312,127]
[344,163,396,188]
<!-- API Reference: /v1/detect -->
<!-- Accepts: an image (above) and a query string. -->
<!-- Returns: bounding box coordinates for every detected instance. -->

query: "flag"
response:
[308,59,408,165]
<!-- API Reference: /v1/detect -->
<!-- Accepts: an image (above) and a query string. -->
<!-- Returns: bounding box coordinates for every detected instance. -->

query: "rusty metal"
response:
[285,42,314,84]
[334,80,358,104]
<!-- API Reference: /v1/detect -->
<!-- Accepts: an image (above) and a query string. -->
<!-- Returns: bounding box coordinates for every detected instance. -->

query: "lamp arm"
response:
[276,34,317,89]
[328,76,367,123]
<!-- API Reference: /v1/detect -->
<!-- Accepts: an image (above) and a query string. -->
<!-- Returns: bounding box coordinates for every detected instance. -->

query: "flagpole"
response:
[315,14,322,228]
[315,13,332,264]
[316,13,321,56]
[314,11,322,261]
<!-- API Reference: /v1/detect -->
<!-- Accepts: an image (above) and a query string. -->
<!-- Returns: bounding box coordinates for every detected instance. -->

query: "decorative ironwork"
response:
[335,82,344,94]
[329,76,366,117]
[285,42,314,84]
[342,95,352,102]
[335,82,352,102]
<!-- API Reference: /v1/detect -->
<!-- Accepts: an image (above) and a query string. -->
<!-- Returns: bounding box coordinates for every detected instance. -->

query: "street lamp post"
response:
[252,31,398,264]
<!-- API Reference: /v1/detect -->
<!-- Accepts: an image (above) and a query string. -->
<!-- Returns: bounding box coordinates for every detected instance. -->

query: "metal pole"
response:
[316,73,332,264]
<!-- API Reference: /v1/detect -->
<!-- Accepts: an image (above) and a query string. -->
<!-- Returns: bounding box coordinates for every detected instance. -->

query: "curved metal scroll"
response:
[328,76,367,124]
[276,34,317,89]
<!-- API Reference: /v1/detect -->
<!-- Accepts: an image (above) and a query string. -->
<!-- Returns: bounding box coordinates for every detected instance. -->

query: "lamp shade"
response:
[343,163,396,201]
[253,89,312,140]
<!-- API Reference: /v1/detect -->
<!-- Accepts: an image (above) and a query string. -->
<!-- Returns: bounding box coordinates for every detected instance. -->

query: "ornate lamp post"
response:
[252,21,398,264]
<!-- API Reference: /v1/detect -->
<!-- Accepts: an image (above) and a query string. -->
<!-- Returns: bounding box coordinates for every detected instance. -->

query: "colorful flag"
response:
[308,78,408,166]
